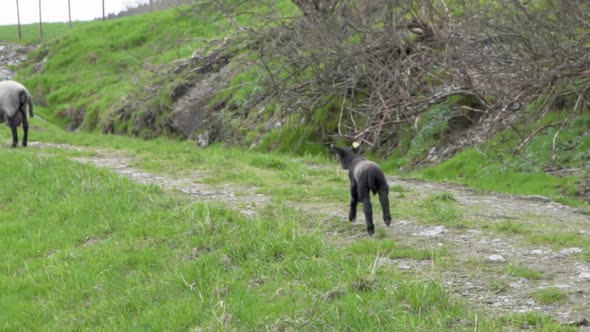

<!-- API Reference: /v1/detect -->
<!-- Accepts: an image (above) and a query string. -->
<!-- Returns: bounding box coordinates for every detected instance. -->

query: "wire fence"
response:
[5,0,192,40]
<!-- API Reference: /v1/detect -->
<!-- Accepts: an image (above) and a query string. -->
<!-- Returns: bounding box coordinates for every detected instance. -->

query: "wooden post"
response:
[68,0,72,28]
[102,0,105,20]
[16,0,22,39]
[38,0,43,39]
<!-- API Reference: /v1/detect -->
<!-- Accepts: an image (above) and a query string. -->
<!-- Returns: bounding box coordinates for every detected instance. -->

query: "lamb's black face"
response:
[331,145,361,170]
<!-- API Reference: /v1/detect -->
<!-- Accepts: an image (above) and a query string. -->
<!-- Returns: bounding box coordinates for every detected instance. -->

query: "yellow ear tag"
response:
[352,142,360,148]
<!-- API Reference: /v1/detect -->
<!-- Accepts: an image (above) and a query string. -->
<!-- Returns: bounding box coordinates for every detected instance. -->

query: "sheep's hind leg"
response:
[8,118,18,148]
[22,112,29,147]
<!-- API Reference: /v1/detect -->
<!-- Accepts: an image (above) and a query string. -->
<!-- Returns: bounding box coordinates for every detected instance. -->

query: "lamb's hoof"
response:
[384,219,392,227]
[367,226,375,235]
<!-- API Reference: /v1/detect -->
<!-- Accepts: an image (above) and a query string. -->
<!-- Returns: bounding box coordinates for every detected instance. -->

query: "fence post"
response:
[16,0,22,39]
[68,0,72,28]
[102,0,105,20]
[38,0,43,39]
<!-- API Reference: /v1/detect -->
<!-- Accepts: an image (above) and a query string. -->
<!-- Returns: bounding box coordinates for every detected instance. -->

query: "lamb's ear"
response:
[330,144,343,156]
[351,141,361,154]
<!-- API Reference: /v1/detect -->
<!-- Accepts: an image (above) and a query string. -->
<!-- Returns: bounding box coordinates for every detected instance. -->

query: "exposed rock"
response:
[530,249,547,255]
[414,225,446,236]
[559,247,583,255]
[0,43,36,80]
[525,195,552,202]
[487,254,506,262]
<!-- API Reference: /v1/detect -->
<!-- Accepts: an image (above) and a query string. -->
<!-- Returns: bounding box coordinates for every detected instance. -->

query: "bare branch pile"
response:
[237,0,589,155]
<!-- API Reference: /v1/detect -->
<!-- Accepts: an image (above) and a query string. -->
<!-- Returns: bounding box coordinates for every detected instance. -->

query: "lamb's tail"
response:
[19,89,34,118]
[369,169,388,195]
[368,171,378,195]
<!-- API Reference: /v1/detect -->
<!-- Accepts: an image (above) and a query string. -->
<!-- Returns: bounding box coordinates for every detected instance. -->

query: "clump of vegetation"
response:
[500,311,577,331]
[504,264,542,280]
[417,192,463,225]
[533,287,568,305]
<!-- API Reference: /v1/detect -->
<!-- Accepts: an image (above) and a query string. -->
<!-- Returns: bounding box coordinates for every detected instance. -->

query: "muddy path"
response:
[27,141,590,329]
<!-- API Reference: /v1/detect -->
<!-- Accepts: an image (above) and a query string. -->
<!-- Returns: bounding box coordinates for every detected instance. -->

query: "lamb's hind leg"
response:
[379,188,392,226]
[349,182,358,222]
[360,188,374,235]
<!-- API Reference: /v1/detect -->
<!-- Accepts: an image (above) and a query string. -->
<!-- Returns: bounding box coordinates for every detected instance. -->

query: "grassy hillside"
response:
[3,0,589,208]
[11,7,231,131]
[403,110,590,207]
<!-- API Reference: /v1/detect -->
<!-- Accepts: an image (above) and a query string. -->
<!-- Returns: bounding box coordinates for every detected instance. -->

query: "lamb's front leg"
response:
[379,188,391,226]
[349,182,358,222]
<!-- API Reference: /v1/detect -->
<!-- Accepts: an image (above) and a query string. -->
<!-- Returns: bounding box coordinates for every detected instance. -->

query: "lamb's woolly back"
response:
[0,80,33,118]
[352,160,387,195]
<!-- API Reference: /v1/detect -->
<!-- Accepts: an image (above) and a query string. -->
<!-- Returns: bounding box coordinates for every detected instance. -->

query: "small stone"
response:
[415,226,446,237]
[560,247,583,255]
[397,264,412,270]
[578,272,590,280]
[526,195,551,202]
[487,254,506,262]
[530,249,545,255]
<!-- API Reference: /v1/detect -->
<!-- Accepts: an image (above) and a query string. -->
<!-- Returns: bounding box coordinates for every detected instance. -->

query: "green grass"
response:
[0,116,579,330]
[0,145,493,331]
[411,111,590,208]
[418,149,566,196]
[0,22,77,43]
[528,232,590,249]
[533,287,567,305]
[504,264,543,280]
[416,192,464,226]
[491,221,527,234]
[500,311,577,331]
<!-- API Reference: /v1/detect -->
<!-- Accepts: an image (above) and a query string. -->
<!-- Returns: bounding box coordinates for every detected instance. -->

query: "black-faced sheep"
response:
[0,80,34,148]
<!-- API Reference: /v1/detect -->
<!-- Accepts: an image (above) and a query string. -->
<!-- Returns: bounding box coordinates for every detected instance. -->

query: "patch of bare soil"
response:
[384,178,590,328]
[29,142,590,329]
